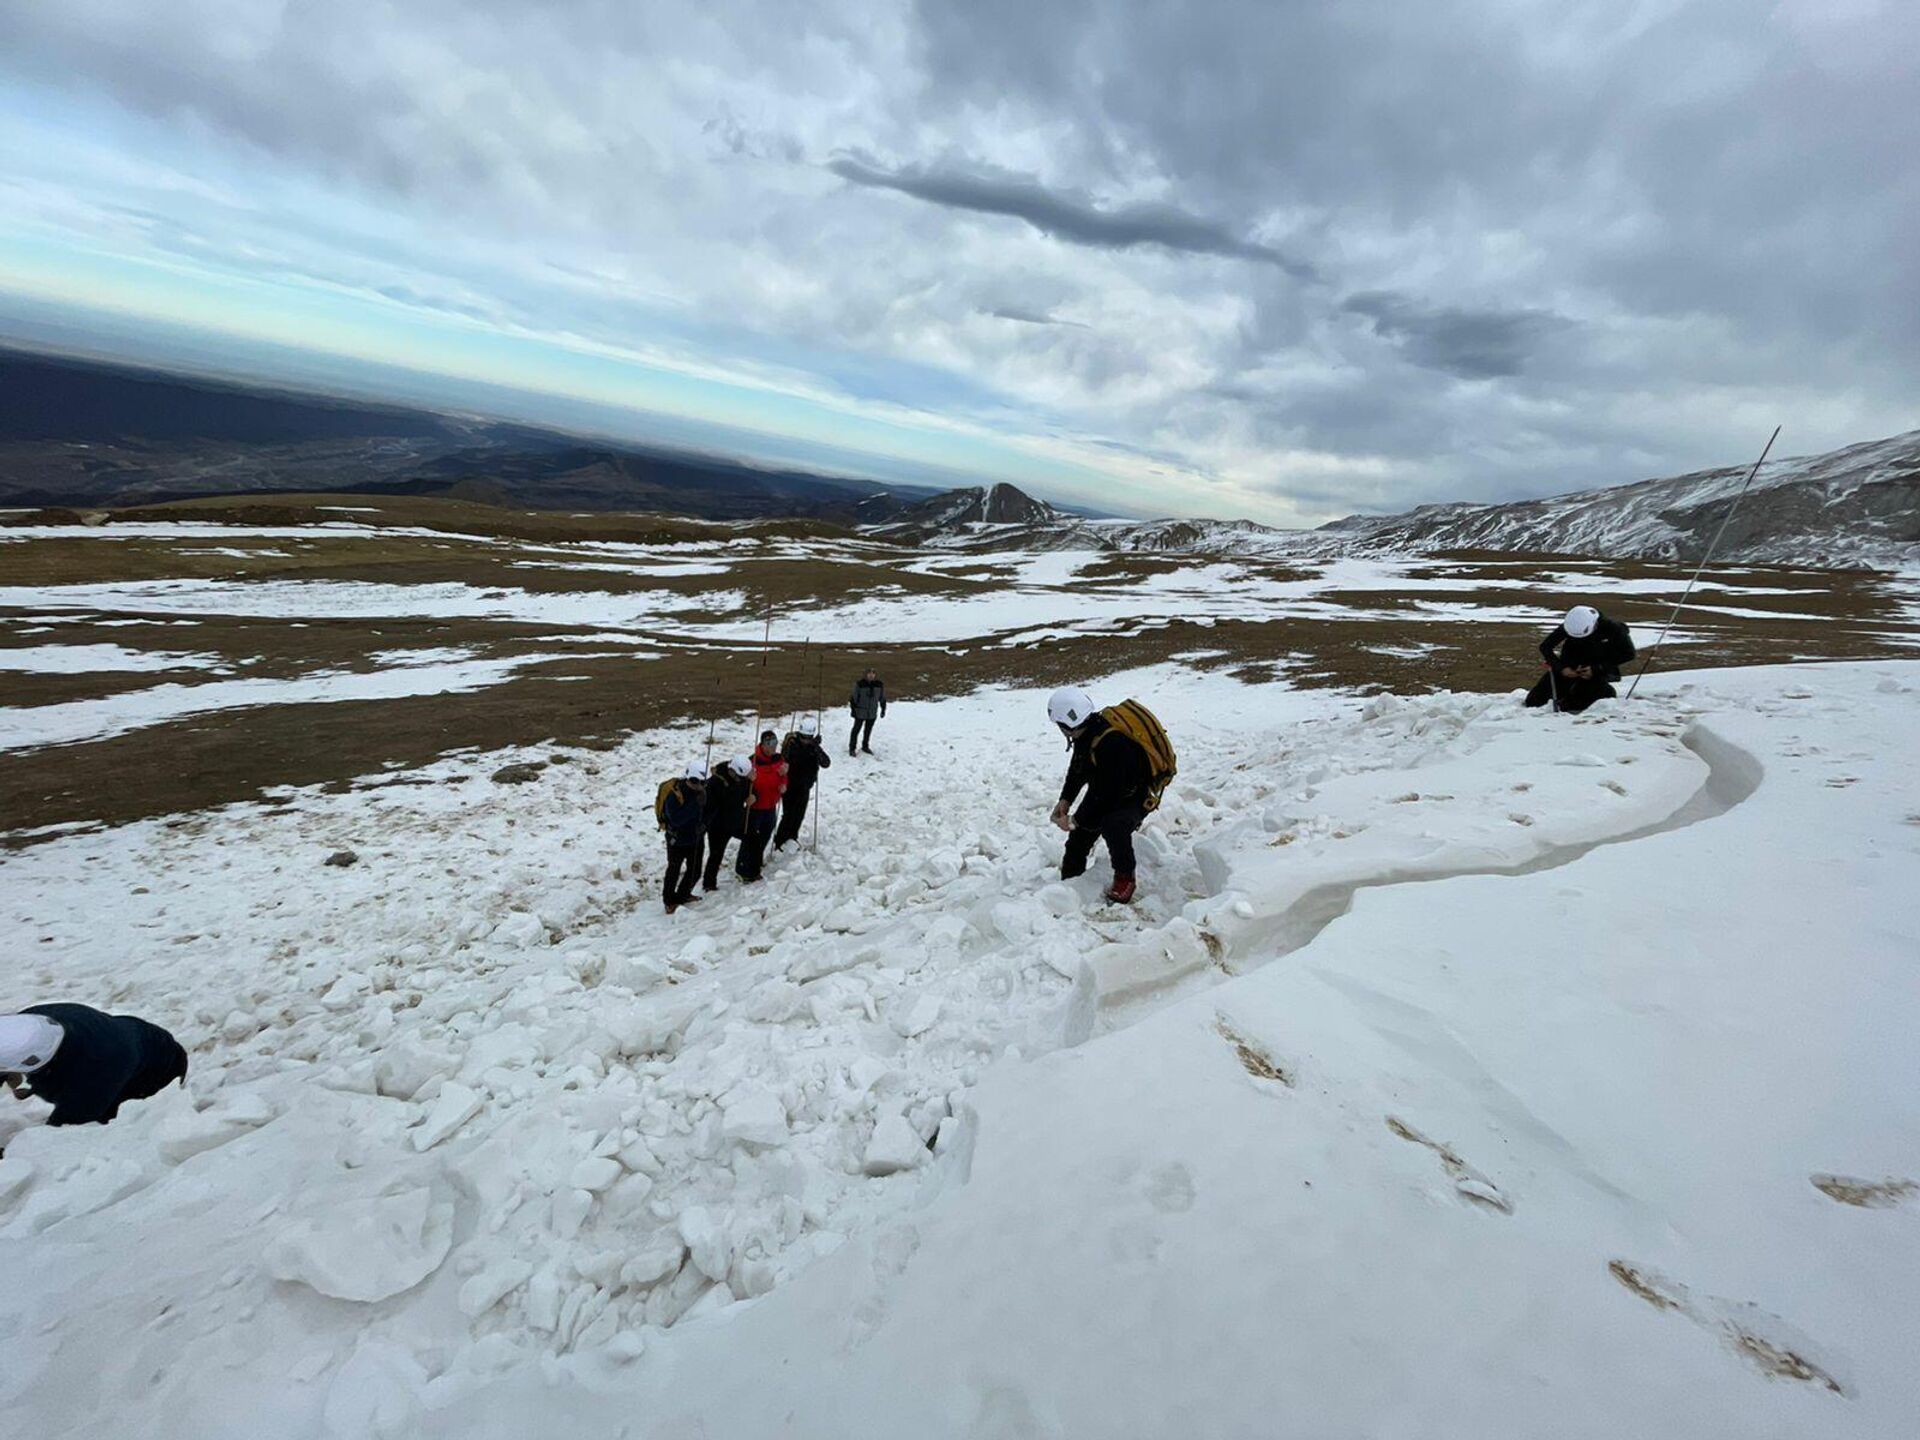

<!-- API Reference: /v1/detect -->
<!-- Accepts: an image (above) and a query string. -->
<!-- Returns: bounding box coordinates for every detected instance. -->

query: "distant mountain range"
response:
[5,346,1913,569]
[0,348,941,521]
[852,433,1920,570]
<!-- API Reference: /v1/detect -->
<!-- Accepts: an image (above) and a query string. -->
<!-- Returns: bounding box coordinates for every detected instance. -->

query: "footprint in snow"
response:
[1607,1260,1849,1395]
[1144,1162,1196,1214]
[1385,1116,1512,1214]
[1810,1173,1917,1208]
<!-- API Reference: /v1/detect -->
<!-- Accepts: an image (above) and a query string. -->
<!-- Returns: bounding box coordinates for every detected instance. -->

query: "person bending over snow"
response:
[1,1004,188,1130]
[1526,605,1637,714]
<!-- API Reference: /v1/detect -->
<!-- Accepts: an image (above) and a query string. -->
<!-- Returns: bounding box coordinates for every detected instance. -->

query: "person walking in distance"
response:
[1525,604,1638,714]
[2,1004,188,1130]
[656,762,707,913]
[775,716,832,849]
[849,667,887,756]
[701,754,753,891]
[1046,687,1177,905]
[736,730,787,881]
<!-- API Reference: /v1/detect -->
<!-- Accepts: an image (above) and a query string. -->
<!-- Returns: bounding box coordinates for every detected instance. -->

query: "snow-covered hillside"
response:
[4,661,1918,1437]
[1317,428,1920,569]
[858,430,1920,569]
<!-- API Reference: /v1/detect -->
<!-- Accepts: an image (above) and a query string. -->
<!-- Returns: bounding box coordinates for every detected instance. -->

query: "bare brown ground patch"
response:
[4,498,1916,840]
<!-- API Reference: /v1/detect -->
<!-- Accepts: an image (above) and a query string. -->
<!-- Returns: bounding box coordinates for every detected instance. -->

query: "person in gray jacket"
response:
[849,668,887,756]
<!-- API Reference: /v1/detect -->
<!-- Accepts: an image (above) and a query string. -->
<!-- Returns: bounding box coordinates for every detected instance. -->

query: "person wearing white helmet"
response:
[775,714,833,850]
[1526,604,1638,713]
[656,760,709,913]
[701,754,755,891]
[3,1004,187,1130]
[1045,686,1175,905]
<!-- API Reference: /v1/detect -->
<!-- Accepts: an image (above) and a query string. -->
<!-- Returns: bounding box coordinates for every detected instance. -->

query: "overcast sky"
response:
[1,1,1914,524]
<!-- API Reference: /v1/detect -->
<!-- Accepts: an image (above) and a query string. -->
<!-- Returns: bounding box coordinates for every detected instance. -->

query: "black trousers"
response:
[664,838,702,905]
[736,810,777,879]
[774,785,813,847]
[702,826,740,888]
[1524,671,1616,714]
[849,717,875,753]
[1062,803,1146,881]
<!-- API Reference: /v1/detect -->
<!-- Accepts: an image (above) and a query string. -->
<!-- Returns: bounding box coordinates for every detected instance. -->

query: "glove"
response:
[1050,800,1072,833]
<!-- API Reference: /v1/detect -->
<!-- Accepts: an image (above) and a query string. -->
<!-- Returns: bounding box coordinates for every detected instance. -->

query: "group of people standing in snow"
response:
[653,669,889,912]
[4,606,1636,1136]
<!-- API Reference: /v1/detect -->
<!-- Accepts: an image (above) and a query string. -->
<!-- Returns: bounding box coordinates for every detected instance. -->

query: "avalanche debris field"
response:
[4,493,1917,839]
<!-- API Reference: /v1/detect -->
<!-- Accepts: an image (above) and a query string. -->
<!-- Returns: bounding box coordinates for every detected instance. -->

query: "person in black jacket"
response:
[658,762,707,913]
[2,1004,187,1128]
[701,754,753,891]
[1525,605,1638,714]
[775,717,832,849]
[849,669,887,756]
[1046,687,1153,904]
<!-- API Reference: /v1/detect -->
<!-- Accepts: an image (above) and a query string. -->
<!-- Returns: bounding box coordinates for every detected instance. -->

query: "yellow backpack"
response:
[654,778,681,829]
[1096,699,1177,811]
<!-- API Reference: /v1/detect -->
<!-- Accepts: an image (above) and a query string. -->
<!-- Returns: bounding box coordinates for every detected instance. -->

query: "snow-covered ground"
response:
[3,662,1917,1437]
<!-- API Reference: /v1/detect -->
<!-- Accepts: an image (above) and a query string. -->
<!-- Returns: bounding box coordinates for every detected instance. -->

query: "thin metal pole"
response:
[1625,426,1780,700]
[811,642,823,853]
[753,599,773,739]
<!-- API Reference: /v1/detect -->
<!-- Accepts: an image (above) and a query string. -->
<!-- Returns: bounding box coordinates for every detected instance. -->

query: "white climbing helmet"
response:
[1047,686,1097,730]
[0,1013,64,1074]
[1563,605,1600,638]
[732,754,754,775]
[798,716,818,736]
[685,761,708,781]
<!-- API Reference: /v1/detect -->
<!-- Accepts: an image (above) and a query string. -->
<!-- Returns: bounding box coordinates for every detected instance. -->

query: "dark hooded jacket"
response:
[1059,714,1154,826]
[781,733,832,792]
[704,764,752,838]
[17,1002,186,1127]
[659,779,706,847]
[1539,614,1638,681]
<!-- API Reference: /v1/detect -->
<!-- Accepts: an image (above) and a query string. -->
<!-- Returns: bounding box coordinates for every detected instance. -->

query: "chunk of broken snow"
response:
[154,1094,274,1164]
[678,1206,735,1281]
[458,1258,534,1318]
[721,1089,789,1148]
[890,993,942,1038]
[569,1156,623,1192]
[264,1188,453,1302]
[412,1081,483,1151]
[1555,753,1608,768]
[863,1114,930,1176]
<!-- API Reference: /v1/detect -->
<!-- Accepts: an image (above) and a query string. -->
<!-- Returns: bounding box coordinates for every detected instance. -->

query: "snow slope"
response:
[3,663,1917,1437]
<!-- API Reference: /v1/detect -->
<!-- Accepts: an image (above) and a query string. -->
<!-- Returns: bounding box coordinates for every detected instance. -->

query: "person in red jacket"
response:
[735,730,787,882]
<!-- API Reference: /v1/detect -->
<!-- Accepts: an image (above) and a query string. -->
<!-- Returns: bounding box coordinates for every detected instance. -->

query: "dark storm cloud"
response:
[827,154,1318,278]
[1342,292,1574,380]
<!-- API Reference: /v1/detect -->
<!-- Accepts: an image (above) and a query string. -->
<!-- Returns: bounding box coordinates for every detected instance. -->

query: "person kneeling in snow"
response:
[701,754,754,891]
[1525,604,1638,714]
[657,762,707,913]
[1046,687,1176,905]
[774,716,832,849]
[2,1004,188,1129]
[735,731,787,882]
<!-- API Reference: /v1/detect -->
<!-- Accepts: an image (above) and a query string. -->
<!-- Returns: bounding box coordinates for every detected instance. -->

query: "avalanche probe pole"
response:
[1546,660,1562,714]
[753,599,773,740]
[811,642,824,853]
[1625,426,1780,701]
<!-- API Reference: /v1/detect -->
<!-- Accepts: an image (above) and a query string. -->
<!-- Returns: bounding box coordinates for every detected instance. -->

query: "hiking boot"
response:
[701,878,717,893]
[664,901,679,914]
[861,746,875,755]
[1104,876,1137,904]
[676,892,701,906]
